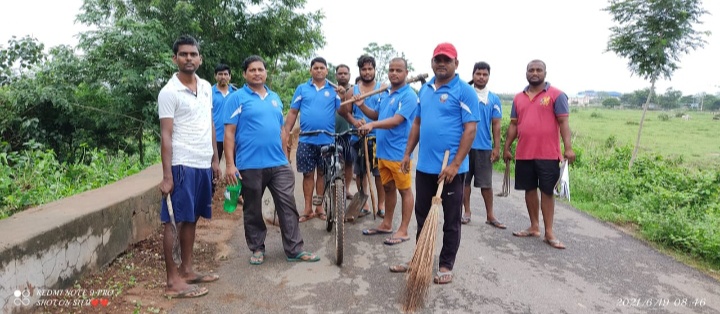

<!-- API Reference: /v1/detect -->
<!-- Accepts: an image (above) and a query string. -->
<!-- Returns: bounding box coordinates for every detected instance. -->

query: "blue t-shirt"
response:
[416,74,480,174]
[290,79,341,145]
[375,85,419,161]
[472,91,502,150]
[212,84,237,142]
[351,82,383,142]
[223,85,288,170]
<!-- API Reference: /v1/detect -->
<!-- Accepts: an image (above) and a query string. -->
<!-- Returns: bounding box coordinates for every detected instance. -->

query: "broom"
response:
[165,195,182,265]
[496,159,510,197]
[401,150,449,313]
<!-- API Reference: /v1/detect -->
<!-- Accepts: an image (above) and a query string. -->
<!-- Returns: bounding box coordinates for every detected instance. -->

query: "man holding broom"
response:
[393,43,479,285]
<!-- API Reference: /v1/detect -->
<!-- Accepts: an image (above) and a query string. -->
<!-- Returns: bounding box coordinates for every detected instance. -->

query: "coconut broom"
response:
[401,150,450,313]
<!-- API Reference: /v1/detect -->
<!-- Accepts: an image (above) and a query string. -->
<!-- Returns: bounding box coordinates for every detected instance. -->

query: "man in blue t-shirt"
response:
[211,63,237,161]
[356,58,418,246]
[462,62,505,229]
[283,57,355,222]
[391,43,480,285]
[345,54,387,218]
[224,55,320,265]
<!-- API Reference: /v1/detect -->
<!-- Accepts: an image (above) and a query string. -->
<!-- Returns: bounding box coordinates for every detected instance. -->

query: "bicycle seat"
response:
[321,144,343,156]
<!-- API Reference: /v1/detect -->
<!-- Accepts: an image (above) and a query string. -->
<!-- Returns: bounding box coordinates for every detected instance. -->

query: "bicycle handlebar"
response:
[299,129,359,137]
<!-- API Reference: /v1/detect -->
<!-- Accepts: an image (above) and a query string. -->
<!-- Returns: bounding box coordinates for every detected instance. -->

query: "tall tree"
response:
[605,0,710,168]
[362,42,415,83]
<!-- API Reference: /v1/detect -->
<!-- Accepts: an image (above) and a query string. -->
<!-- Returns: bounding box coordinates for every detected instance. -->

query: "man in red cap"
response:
[390,43,480,285]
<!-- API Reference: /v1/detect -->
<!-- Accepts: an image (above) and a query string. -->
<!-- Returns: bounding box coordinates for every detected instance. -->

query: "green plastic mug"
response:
[223,182,242,213]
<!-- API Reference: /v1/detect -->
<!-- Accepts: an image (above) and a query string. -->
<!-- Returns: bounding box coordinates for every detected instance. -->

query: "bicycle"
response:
[298,129,358,266]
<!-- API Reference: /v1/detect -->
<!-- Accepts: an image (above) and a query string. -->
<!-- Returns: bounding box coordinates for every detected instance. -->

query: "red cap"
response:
[432,43,457,59]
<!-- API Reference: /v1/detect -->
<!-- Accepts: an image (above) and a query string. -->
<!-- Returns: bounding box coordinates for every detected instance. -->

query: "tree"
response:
[657,87,683,110]
[361,42,415,83]
[0,36,46,86]
[605,0,710,168]
[602,98,621,108]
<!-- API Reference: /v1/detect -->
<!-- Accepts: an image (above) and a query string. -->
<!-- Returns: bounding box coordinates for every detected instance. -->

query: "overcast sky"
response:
[1,0,718,96]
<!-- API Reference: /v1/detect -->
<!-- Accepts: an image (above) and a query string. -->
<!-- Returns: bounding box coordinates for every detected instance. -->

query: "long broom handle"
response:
[339,73,429,106]
[435,150,451,198]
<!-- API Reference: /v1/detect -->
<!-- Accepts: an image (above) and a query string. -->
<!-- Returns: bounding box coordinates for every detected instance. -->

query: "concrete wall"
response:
[0,164,163,313]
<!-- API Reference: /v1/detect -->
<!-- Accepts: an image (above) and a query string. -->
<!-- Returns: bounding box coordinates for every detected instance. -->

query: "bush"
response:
[626,120,639,126]
[675,112,686,118]
[590,111,602,118]
[570,145,720,266]
[658,113,670,121]
[0,141,160,219]
[713,114,719,120]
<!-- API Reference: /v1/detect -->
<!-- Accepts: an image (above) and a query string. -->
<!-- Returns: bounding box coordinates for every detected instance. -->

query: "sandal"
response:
[164,284,208,299]
[185,273,219,284]
[299,213,315,223]
[544,238,566,249]
[312,195,323,206]
[433,271,453,284]
[485,220,507,229]
[250,251,265,265]
[512,229,541,237]
[316,212,327,221]
[389,263,410,273]
[287,251,320,262]
[461,215,471,224]
[377,210,385,218]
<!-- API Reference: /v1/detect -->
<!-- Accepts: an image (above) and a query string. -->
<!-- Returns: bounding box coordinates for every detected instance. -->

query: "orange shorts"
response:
[378,159,412,190]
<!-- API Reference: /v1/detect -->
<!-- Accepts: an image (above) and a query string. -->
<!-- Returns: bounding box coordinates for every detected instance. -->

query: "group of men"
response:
[156,35,574,297]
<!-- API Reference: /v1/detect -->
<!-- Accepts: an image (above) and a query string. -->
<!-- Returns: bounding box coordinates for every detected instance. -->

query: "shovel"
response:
[346,138,369,222]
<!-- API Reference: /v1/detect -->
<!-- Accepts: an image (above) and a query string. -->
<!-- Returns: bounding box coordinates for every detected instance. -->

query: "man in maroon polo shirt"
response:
[503,59,575,250]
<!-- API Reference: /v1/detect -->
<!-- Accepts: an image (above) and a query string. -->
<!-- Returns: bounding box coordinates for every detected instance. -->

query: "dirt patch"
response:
[31,182,242,314]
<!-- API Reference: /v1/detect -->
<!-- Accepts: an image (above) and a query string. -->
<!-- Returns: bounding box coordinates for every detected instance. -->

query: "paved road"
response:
[172,162,720,314]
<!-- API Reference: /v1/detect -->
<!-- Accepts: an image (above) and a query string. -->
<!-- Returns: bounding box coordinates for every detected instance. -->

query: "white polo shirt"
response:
[158,73,214,169]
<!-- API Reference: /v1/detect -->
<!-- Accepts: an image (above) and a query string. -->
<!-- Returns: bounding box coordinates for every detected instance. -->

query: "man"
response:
[157,35,221,298]
[334,64,356,198]
[223,55,320,264]
[393,43,479,285]
[349,54,386,218]
[357,58,418,245]
[211,63,237,161]
[503,59,575,250]
[284,57,355,222]
[462,62,505,228]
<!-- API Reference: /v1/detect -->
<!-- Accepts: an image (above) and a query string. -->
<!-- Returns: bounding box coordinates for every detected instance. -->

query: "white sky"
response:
[2,0,718,96]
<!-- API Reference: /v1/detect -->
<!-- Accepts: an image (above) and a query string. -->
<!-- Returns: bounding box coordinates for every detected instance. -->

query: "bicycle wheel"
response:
[333,178,345,266]
[323,180,333,232]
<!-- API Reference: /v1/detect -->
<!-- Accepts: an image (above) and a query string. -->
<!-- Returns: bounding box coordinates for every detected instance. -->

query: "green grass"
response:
[569,108,720,169]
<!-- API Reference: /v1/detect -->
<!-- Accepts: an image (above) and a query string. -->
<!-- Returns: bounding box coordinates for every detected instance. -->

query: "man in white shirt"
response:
[157,35,221,299]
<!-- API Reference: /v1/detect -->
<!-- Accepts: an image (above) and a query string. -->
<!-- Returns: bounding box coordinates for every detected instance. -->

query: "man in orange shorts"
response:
[356,58,418,245]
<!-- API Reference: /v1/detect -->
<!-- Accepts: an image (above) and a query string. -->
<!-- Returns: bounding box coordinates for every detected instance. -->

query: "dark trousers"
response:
[415,170,465,271]
[240,164,304,257]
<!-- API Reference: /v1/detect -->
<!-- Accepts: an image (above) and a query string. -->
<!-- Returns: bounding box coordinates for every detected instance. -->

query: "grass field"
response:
[568,107,720,169]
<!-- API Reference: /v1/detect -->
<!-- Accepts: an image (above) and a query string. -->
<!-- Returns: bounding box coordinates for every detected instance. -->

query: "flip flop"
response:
[287,251,320,262]
[544,238,566,249]
[383,237,410,246]
[299,213,315,223]
[358,209,371,217]
[250,251,265,265]
[512,229,541,237]
[316,212,327,221]
[485,220,507,229]
[164,285,208,299]
[185,274,219,284]
[389,263,409,273]
[362,228,393,235]
[377,210,385,218]
[433,271,453,284]
[461,215,471,224]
